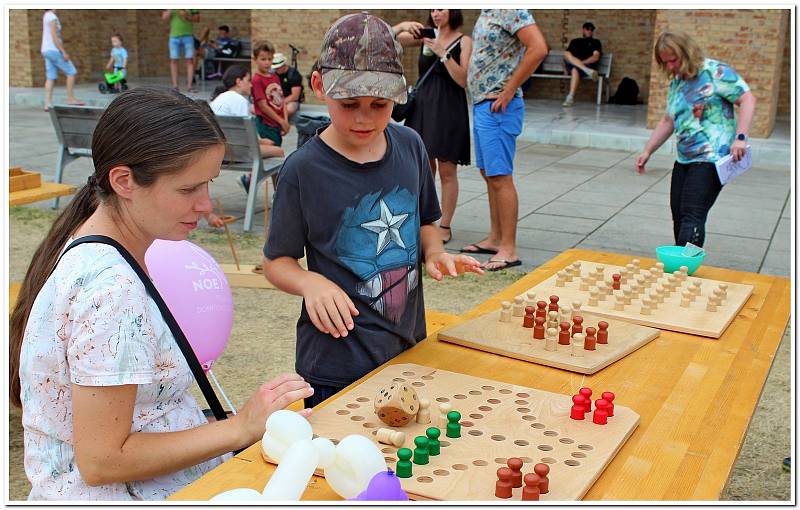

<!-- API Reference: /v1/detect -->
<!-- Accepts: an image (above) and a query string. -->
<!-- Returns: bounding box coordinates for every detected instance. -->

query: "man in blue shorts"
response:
[462,10,547,271]
[162,9,200,92]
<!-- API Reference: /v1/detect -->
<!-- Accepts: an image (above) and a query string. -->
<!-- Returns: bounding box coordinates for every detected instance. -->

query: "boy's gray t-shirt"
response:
[264,123,442,388]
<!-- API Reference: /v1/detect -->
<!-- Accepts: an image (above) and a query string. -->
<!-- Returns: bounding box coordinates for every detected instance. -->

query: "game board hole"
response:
[469,390,482,395]
[520,457,533,463]
[541,457,556,464]
[346,403,360,409]
[461,421,474,427]
[537,445,553,451]
[384,457,395,463]
[440,441,451,447]
[468,430,483,437]
[516,408,530,413]
[543,430,558,437]
[356,397,370,403]
[417,476,434,483]
[371,430,378,436]
[571,452,587,458]
[350,415,365,421]
[412,382,425,387]
[336,410,350,415]
[516,392,530,398]
[454,394,467,399]
[481,385,495,391]
[515,400,529,405]
[578,444,594,451]
[522,415,537,421]
[392,378,405,382]
[312,434,319,439]
[565,460,581,467]
[421,375,434,380]
[433,469,450,476]
[494,458,507,464]
[514,440,529,447]
[436,397,450,403]
[331,439,339,445]
[491,435,506,441]
[452,464,468,471]
[531,423,546,429]
[469,413,484,420]
[473,460,488,466]
[362,422,379,429]
[402,371,416,376]
[559,438,575,444]
[487,398,501,404]
[479,406,493,412]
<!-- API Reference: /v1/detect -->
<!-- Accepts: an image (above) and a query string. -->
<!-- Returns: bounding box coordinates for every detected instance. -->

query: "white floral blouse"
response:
[20,242,228,500]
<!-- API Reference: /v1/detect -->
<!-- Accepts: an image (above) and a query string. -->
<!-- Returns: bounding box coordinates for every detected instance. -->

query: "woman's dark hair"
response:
[8,87,225,408]
[210,64,249,102]
[427,9,463,30]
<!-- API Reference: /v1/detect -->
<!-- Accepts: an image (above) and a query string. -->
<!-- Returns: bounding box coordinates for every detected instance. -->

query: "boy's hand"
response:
[426,252,484,281]
[205,212,225,228]
[280,120,291,136]
[302,272,360,339]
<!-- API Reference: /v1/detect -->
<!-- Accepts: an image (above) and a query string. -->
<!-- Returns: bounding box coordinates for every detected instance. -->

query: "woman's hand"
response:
[635,151,650,174]
[425,252,484,281]
[395,21,424,38]
[301,272,360,338]
[730,139,747,162]
[424,37,447,58]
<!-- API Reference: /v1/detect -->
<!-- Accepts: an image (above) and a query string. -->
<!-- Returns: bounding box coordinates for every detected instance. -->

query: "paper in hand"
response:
[715,145,752,186]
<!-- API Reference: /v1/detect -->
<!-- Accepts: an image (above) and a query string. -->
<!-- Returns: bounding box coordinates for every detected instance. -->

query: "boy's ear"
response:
[310,71,326,100]
[107,165,137,199]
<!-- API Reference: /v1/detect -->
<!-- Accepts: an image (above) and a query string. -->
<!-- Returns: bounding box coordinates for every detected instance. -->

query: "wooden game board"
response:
[437,311,660,374]
[524,260,752,338]
[301,363,640,501]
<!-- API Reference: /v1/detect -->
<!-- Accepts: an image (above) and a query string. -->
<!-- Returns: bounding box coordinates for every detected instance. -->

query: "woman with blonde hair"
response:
[636,31,756,247]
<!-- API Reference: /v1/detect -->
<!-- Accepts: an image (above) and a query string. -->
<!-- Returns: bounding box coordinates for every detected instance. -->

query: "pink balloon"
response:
[145,240,233,371]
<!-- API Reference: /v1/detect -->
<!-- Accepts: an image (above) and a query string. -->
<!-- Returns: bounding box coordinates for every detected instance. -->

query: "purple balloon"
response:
[144,240,233,371]
[350,470,409,501]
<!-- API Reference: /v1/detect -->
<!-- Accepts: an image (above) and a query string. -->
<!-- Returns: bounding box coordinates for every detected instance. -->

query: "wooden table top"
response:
[169,249,790,501]
[9,182,76,207]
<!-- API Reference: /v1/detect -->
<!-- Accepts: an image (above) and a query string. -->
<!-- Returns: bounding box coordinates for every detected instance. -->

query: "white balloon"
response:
[324,435,387,499]
[210,488,263,501]
[312,437,336,469]
[262,410,313,463]
[262,439,319,501]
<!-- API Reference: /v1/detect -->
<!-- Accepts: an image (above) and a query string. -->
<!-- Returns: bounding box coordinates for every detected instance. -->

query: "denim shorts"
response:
[472,96,524,176]
[42,50,77,80]
[169,35,195,59]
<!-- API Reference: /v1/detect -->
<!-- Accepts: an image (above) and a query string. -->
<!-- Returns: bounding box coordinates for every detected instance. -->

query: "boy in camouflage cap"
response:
[262,12,482,408]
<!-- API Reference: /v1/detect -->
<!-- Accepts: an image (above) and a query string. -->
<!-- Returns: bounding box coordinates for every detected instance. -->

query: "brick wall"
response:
[9,10,34,87]
[777,18,790,114]
[646,9,788,138]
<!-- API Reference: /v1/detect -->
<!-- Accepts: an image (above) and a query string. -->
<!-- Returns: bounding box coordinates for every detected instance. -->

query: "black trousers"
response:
[304,382,346,409]
[669,161,723,247]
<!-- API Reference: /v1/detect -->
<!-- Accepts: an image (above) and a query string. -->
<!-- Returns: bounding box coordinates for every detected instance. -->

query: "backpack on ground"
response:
[609,77,640,105]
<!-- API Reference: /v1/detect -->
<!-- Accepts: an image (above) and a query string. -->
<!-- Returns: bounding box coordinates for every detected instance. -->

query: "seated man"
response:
[562,21,602,107]
[207,25,239,78]
[272,52,304,121]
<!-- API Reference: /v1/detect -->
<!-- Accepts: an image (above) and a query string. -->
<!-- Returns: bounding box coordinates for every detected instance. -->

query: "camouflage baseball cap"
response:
[319,12,408,104]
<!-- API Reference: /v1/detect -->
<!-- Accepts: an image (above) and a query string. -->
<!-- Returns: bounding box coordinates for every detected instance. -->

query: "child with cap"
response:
[262,12,483,407]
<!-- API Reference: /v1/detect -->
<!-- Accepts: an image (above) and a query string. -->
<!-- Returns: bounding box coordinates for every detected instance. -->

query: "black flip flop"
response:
[459,243,499,255]
[484,259,522,271]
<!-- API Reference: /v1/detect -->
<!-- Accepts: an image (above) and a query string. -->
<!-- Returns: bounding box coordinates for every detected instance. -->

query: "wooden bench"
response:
[201,39,252,81]
[215,115,283,233]
[531,49,613,105]
[49,105,104,208]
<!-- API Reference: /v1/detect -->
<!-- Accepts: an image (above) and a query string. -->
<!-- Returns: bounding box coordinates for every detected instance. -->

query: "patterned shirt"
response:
[667,58,750,164]
[20,242,228,500]
[467,9,535,104]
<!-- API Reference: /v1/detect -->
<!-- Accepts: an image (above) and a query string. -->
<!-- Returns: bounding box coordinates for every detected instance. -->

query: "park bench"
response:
[531,49,613,105]
[215,114,283,233]
[201,38,252,81]
[49,104,104,208]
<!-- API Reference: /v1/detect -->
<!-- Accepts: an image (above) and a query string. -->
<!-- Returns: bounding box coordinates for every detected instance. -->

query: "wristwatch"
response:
[736,133,747,141]
[440,52,450,63]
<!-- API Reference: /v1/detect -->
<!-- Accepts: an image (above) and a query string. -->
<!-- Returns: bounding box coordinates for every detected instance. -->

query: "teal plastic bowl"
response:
[655,245,706,275]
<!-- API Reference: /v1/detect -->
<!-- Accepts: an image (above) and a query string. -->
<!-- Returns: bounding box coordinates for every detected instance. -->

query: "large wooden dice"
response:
[374,382,419,427]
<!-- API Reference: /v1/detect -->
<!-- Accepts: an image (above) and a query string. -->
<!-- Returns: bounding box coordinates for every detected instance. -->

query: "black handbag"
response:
[391,36,463,123]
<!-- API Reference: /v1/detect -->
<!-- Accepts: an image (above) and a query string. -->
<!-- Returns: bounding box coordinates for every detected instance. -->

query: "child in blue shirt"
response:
[105,33,128,92]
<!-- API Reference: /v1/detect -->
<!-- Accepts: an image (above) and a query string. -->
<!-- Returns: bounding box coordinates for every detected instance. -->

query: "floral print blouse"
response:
[20,242,228,500]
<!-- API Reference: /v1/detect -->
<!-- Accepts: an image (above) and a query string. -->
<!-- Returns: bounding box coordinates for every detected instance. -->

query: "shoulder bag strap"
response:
[415,35,464,90]
[54,235,229,422]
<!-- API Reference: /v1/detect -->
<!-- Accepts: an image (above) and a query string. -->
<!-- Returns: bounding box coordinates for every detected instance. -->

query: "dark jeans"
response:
[304,382,346,409]
[670,161,723,247]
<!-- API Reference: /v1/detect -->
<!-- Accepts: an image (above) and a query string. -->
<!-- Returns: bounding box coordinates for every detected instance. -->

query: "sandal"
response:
[459,243,498,255]
[440,225,452,245]
[484,259,522,272]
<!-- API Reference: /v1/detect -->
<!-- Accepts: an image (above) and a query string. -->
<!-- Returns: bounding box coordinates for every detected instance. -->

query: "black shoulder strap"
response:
[416,35,464,90]
[55,235,228,422]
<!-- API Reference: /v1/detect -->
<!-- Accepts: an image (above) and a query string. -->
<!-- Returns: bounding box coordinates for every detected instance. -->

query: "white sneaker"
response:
[562,95,574,107]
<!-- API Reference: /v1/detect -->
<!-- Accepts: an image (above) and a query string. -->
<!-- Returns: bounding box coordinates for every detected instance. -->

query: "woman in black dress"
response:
[394,10,472,244]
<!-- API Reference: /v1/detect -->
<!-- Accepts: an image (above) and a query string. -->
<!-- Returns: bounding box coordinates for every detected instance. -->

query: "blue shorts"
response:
[42,50,77,81]
[169,35,195,59]
[472,96,524,177]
